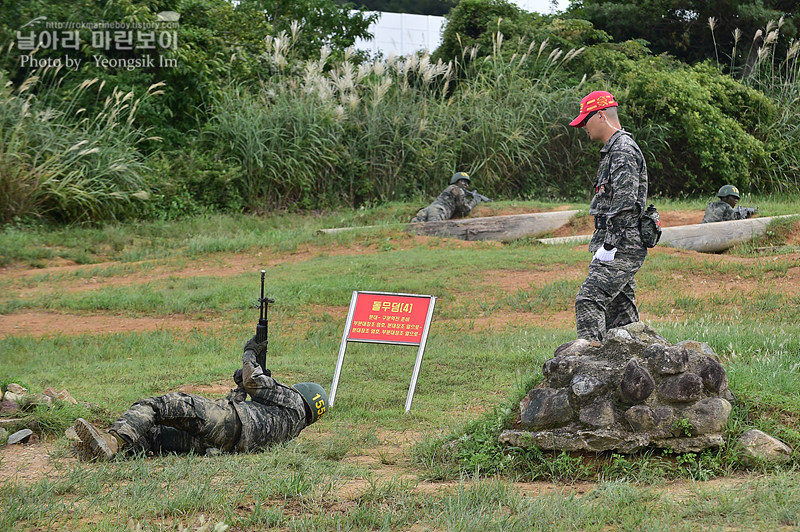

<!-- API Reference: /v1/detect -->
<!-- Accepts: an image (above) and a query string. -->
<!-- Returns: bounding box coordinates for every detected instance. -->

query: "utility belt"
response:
[594,215,639,230]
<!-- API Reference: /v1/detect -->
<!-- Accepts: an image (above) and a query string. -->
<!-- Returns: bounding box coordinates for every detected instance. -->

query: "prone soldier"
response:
[701,185,758,223]
[71,337,328,460]
[411,172,486,223]
[71,276,327,461]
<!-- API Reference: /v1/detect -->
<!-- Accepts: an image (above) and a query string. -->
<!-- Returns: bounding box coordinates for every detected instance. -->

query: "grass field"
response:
[1,198,799,530]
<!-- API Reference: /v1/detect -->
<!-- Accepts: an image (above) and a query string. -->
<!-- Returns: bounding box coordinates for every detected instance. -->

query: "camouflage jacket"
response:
[430,184,479,219]
[588,130,648,253]
[701,201,745,223]
[228,346,307,452]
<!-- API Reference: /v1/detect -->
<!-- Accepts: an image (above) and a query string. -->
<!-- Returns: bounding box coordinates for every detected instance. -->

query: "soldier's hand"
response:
[593,246,617,262]
[244,336,269,357]
[233,368,243,386]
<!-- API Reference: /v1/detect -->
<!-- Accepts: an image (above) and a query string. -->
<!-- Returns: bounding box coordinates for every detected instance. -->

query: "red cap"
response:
[569,90,618,127]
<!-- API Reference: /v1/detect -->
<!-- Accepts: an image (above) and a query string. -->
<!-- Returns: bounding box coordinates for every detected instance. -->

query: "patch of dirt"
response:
[0,311,226,338]
[480,267,586,292]
[784,220,800,245]
[0,441,76,484]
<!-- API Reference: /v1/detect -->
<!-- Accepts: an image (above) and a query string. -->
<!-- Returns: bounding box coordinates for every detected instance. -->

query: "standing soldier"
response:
[701,185,756,223]
[411,172,480,223]
[570,90,649,341]
[71,337,328,460]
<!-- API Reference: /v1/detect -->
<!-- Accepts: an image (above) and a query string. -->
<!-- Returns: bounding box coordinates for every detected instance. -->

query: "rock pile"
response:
[500,322,735,453]
[1,383,81,446]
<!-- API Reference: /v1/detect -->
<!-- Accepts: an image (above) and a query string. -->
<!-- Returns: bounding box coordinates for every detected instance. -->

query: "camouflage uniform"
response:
[110,339,307,455]
[701,201,745,223]
[576,130,649,341]
[411,184,479,222]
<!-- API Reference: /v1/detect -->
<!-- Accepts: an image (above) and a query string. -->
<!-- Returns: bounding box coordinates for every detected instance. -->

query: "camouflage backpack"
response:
[639,204,662,248]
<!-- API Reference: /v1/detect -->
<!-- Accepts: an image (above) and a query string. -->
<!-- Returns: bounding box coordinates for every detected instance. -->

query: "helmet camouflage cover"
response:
[450,172,471,185]
[717,184,740,199]
[292,382,328,425]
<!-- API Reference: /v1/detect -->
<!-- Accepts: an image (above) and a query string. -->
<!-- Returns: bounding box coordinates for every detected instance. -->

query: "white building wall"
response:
[353,1,569,57]
[353,11,446,57]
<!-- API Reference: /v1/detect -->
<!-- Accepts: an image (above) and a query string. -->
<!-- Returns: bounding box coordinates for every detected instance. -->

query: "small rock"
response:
[606,328,633,342]
[7,428,33,445]
[554,339,591,358]
[622,322,646,334]
[20,393,53,410]
[3,391,24,403]
[658,373,704,403]
[570,374,605,401]
[624,405,673,433]
[43,387,78,405]
[619,359,655,403]
[738,429,793,465]
[6,383,27,394]
[0,427,8,442]
[677,340,719,361]
[0,399,20,416]
[654,346,689,375]
[681,398,732,435]
[579,400,616,428]
[521,388,574,429]
[698,357,728,394]
[542,356,579,388]
[642,343,667,361]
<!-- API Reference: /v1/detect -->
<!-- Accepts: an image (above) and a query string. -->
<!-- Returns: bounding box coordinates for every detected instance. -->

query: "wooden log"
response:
[408,210,579,241]
[319,210,579,242]
[537,215,797,252]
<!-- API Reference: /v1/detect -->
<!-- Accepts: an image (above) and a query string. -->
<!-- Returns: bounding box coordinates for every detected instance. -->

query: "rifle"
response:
[254,270,275,371]
[467,189,493,203]
[734,206,758,219]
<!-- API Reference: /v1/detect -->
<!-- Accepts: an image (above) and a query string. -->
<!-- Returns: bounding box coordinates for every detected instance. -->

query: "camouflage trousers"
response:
[411,204,449,223]
[575,248,647,341]
[110,392,241,455]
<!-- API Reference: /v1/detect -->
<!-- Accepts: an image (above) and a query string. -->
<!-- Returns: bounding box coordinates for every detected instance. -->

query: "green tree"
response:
[434,0,533,63]
[570,0,797,70]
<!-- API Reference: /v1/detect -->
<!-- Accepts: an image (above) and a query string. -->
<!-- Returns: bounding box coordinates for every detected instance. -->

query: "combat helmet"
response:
[450,172,471,185]
[292,382,328,425]
[717,184,740,199]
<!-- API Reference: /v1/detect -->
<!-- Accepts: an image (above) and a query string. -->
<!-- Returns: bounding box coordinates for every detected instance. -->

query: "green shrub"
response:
[143,148,244,220]
[0,70,158,224]
[621,61,767,195]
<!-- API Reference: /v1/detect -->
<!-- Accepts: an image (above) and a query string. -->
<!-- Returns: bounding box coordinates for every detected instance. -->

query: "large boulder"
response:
[502,323,733,453]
